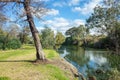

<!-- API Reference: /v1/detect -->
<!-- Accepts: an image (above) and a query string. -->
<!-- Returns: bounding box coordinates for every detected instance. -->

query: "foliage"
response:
[92,68,120,80]
[84,35,112,49]
[66,25,86,40]
[0,23,23,50]
[55,32,65,45]
[108,68,120,80]
[65,25,87,46]
[63,37,73,45]
[7,38,21,49]
[0,36,5,50]
[86,0,120,53]
[40,27,55,49]
[19,26,31,44]
[0,27,21,50]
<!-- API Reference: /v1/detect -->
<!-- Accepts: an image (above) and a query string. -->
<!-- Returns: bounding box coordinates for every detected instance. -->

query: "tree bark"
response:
[23,0,45,60]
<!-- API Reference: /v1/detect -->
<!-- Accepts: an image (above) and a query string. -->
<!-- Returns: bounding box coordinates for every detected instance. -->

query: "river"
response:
[57,46,120,80]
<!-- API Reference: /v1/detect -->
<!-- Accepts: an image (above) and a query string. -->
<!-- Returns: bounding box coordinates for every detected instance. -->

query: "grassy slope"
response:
[0,45,71,80]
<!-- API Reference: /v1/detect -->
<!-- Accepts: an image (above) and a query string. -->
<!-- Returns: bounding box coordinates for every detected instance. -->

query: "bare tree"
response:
[0,0,46,60]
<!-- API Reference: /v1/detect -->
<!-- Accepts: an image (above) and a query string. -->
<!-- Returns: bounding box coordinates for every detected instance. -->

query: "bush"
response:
[0,36,6,50]
[7,38,21,49]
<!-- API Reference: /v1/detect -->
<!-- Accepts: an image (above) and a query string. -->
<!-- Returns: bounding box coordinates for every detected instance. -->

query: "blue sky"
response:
[35,0,102,34]
[3,0,102,35]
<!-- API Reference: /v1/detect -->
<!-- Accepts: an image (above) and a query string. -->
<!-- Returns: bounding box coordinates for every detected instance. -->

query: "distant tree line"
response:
[0,25,65,50]
[0,25,32,50]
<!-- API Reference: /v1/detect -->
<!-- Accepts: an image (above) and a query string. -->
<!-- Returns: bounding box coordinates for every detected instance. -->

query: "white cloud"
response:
[73,19,85,26]
[47,9,59,16]
[42,17,70,34]
[72,0,102,15]
[53,17,69,27]
[33,0,50,2]
[53,2,65,7]
[38,17,85,35]
[69,0,80,6]
[53,0,80,7]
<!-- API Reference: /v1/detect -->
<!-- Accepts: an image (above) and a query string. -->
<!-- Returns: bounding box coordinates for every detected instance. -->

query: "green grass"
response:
[0,77,11,80]
[0,45,71,80]
[44,49,59,59]
[46,64,69,80]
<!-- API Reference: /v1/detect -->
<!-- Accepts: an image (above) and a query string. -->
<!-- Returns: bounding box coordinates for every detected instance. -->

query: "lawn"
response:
[0,45,74,80]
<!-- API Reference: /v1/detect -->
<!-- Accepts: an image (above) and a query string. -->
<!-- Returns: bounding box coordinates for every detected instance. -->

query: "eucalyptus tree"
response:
[0,0,48,60]
[86,0,120,54]
[65,25,87,46]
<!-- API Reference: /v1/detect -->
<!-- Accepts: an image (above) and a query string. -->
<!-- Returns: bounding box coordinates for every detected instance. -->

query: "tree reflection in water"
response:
[58,46,120,80]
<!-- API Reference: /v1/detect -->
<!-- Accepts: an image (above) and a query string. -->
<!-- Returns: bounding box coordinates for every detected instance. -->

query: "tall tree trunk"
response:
[23,0,45,60]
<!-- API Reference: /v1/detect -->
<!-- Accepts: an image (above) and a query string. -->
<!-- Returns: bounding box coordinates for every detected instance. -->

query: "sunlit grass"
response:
[0,45,70,80]
[0,77,11,80]
[44,49,59,59]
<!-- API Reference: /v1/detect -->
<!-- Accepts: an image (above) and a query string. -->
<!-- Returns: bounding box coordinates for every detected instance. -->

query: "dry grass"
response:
[0,45,77,80]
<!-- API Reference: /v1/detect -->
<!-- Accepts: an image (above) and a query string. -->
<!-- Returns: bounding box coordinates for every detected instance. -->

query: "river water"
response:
[57,46,120,79]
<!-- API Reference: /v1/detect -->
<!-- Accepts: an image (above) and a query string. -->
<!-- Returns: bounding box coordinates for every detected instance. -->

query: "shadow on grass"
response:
[0,60,35,63]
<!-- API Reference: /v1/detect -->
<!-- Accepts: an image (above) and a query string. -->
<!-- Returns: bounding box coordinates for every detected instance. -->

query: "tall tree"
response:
[86,0,120,54]
[0,0,46,60]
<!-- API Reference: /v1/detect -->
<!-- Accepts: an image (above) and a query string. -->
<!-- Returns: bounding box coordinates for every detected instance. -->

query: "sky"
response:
[35,0,102,34]
[3,0,102,35]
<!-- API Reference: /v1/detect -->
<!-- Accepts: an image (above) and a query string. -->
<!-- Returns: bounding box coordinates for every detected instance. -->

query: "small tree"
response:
[40,27,54,49]
[55,32,65,45]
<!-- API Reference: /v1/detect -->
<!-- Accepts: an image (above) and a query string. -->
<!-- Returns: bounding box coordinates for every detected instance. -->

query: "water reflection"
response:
[58,46,120,77]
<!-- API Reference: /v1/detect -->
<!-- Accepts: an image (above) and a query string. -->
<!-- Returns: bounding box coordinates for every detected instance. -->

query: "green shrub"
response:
[7,38,21,49]
[0,36,6,50]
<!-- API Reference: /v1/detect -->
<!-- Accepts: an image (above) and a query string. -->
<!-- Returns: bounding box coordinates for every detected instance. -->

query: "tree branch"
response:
[0,0,23,3]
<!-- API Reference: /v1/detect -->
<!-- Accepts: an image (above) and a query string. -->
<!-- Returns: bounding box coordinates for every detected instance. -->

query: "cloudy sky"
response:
[35,0,102,34]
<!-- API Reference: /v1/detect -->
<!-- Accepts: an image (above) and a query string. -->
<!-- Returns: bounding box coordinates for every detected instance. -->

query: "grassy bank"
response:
[0,45,77,80]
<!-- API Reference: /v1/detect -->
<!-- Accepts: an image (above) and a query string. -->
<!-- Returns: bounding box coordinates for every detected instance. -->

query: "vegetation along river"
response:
[57,46,120,80]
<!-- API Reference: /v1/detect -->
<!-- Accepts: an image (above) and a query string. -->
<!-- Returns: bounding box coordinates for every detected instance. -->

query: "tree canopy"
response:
[86,0,120,54]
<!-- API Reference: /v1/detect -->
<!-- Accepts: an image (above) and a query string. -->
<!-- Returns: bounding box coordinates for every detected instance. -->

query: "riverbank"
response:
[0,45,78,80]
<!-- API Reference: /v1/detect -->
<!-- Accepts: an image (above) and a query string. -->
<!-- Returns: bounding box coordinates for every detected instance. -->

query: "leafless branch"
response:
[0,0,23,3]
